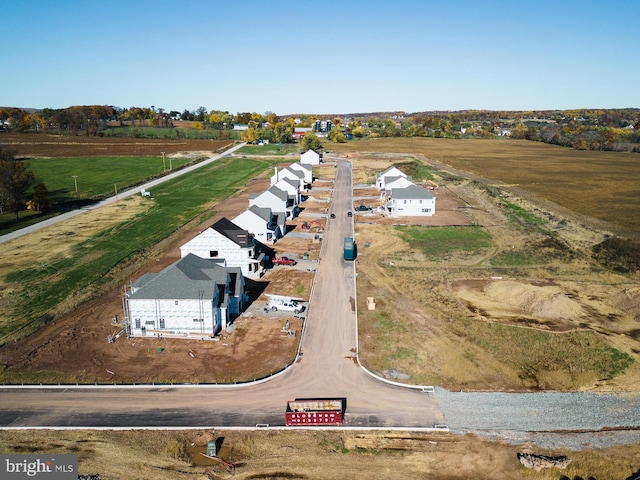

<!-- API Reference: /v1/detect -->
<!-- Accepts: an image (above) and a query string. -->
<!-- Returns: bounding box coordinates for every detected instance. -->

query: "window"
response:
[209,250,218,257]
[404,199,407,204]
[159,318,165,329]
[135,318,141,329]
[175,300,179,305]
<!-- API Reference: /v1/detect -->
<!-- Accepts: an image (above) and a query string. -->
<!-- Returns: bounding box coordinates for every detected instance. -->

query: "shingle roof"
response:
[391,184,434,200]
[248,205,272,222]
[212,218,254,247]
[129,254,228,300]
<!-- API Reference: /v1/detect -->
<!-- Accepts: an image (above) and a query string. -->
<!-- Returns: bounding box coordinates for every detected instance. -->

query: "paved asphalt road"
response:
[0,143,247,245]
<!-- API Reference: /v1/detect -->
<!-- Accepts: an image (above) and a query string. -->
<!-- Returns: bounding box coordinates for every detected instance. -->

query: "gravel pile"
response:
[434,388,640,449]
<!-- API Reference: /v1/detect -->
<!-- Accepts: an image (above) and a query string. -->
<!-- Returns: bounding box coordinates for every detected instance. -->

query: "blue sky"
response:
[1,0,638,115]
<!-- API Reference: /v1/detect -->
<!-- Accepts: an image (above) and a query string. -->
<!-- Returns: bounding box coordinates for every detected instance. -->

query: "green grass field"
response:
[28,156,195,203]
[0,156,270,340]
[395,225,492,258]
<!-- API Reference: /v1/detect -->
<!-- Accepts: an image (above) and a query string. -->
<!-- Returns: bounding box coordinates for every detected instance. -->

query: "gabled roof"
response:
[211,218,254,247]
[247,205,273,222]
[391,184,434,200]
[274,177,300,189]
[130,254,228,300]
[384,175,405,185]
[301,149,320,156]
[283,166,304,178]
[377,166,407,179]
[289,162,312,172]
[266,186,289,201]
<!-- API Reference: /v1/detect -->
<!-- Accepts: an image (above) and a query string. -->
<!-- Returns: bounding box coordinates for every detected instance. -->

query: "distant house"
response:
[126,253,245,337]
[288,162,313,185]
[180,218,264,276]
[376,166,409,190]
[385,184,435,217]
[232,205,285,244]
[300,149,322,165]
[293,127,313,141]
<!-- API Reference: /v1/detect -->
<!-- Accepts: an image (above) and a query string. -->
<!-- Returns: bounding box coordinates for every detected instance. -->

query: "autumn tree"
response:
[273,122,293,143]
[0,146,36,221]
[327,128,346,143]
[301,131,322,151]
[240,127,260,144]
[32,182,51,212]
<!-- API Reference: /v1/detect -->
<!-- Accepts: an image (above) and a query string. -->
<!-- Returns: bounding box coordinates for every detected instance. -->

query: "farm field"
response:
[329,137,640,239]
[347,147,640,391]
[1,132,233,158]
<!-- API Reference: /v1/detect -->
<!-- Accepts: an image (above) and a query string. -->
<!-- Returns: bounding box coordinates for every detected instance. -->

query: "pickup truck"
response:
[355,204,373,212]
[272,256,297,266]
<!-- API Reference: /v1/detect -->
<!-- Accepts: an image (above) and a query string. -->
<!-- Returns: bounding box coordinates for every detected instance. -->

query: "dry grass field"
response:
[330,137,640,239]
[1,429,638,480]
[351,149,640,392]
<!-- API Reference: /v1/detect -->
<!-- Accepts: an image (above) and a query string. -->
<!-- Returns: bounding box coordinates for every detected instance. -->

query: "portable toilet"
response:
[206,440,217,457]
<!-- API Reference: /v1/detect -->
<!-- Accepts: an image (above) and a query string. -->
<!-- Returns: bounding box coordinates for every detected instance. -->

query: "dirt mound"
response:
[455,280,586,324]
[484,281,585,320]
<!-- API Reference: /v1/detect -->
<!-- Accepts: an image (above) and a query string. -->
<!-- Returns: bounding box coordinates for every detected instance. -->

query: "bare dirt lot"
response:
[1,428,638,480]
[0,174,309,384]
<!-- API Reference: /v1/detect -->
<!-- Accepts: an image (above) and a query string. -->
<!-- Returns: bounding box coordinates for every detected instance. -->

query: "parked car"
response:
[272,256,297,266]
[330,213,336,219]
[355,204,373,212]
[347,211,353,217]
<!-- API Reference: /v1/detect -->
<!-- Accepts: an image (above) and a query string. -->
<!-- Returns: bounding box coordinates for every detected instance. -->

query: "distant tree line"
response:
[2,106,639,152]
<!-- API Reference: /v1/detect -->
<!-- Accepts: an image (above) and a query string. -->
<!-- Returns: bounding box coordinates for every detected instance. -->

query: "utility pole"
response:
[72,175,79,200]
[161,151,165,172]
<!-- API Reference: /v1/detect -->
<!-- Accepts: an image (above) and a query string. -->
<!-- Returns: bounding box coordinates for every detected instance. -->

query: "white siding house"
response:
[126,254,245,337]
[180,218,263,276]
[271,166,305,190]
[376,166,409,190]
[386,184,436,217]
[249,186,289,215]
[273,177,301,205]
[232,205,285,244]
[300,149,322,165]
[288,162,313,185]
[380,175,415,201]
